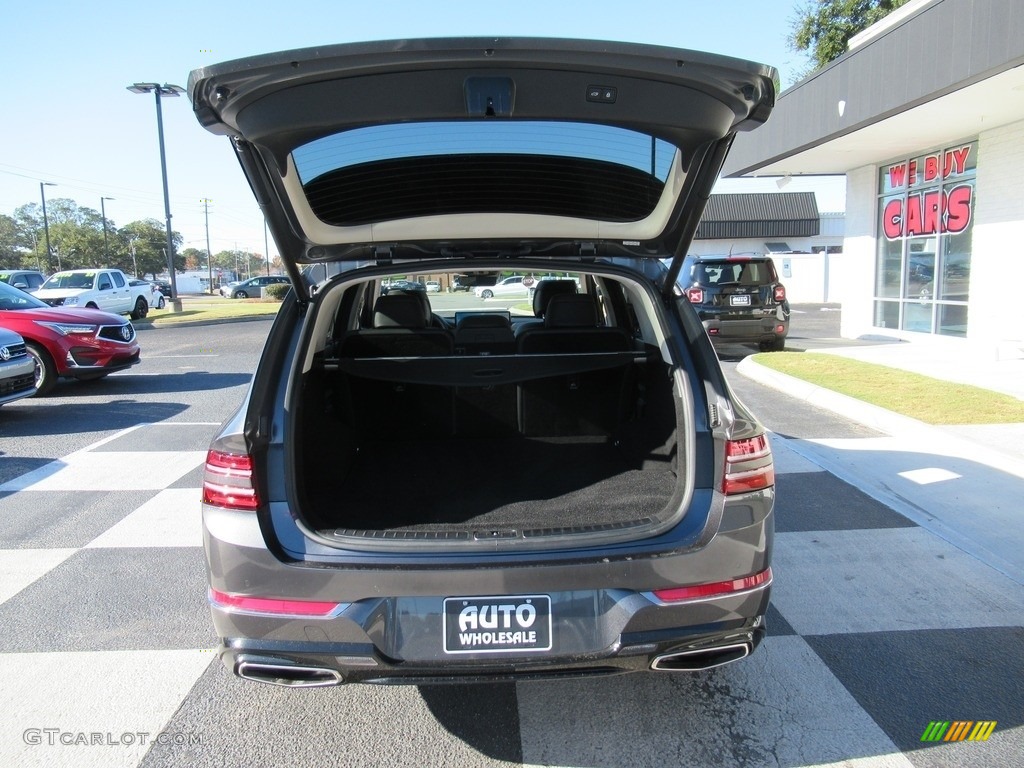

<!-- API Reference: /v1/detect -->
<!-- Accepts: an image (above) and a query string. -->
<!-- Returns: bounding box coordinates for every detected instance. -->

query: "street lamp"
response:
[100,196,115,265]
[127,82,184,304]
[39,182,56,271]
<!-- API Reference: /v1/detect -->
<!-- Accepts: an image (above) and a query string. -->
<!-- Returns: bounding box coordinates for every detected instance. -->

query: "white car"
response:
[425,280,441,293]
[474,275,538,299]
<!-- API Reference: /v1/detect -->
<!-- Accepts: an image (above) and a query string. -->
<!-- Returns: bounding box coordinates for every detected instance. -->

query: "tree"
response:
[181,247,209,271]
[118,219,184,278]
[0,214,30,269]
[790,0,910,73]
[213,248,262,281]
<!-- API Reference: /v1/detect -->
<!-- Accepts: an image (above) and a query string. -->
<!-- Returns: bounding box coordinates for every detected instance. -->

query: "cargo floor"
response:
[318,437,677,534]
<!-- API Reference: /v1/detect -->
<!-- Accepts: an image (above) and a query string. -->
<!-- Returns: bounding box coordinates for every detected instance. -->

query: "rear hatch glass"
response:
[293,122,677,226]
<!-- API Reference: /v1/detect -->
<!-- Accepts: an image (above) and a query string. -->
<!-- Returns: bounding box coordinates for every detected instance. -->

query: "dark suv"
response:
[678,254,789,351]
[190,38,776,687]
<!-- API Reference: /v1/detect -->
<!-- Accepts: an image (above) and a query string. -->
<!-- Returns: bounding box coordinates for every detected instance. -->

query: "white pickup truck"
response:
[34,268,154,319]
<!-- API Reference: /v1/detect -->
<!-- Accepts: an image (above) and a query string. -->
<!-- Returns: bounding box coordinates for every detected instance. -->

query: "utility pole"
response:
[201,198,213,293]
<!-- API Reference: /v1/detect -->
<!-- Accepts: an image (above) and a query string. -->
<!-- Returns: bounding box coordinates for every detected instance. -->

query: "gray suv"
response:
[191,37,776,686]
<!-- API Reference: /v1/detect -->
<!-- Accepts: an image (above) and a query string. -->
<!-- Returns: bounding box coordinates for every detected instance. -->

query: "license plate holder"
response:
[443,595,552,654]
[730,293,752,306]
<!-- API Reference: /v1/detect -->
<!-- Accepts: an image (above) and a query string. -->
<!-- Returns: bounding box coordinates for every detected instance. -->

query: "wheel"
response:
[480,289,493,299]
[157,296,165,309]
[234,290,248,299]
[86,302,98,309]
[25,342,57,396]
[130,297,148,320]
[761,337,786,352]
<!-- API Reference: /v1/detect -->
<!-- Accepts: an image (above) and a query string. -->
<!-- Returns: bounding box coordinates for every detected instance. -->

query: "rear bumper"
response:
[699,312,788,343]
[202,491,773,684]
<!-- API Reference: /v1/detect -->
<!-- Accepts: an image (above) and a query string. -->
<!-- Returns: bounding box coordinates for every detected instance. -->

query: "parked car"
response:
[474,275,536,299]
[221,275,290,299]
[451,273,498,292]
[0,270,47,293]
[0,326,36,405]
[35,268,153,320]
[677,254,790,351]
[425,280,441,293]
[129,279,166,311]
[381,279,426,294]
[190,37,776,687]
[0,280,140,395]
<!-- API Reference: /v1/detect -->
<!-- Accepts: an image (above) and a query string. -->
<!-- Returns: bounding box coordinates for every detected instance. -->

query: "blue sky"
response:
[0,0,842,259]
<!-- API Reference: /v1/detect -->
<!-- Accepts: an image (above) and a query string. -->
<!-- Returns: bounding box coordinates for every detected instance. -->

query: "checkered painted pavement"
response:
[1,422,1021,767]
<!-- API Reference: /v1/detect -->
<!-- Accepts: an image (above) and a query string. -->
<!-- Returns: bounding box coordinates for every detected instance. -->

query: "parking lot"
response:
[0,311,1021,767]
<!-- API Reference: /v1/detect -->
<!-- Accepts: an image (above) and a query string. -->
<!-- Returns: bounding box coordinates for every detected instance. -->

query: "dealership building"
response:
[722,0,1024,356]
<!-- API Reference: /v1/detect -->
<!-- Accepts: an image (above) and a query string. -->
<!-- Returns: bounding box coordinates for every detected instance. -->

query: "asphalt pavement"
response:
[738,318,1024,587]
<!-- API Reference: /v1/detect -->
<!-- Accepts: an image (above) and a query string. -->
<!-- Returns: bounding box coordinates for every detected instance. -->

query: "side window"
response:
[30,274,43,289]
[112,272,126,288]
[98,276,113,291]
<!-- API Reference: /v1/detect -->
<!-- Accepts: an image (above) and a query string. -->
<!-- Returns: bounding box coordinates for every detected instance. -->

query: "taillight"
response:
[723,434,774,494]
[203,449,259,510]
[209,589,342,618]
[773,284,786,303]
[652,567,772,603]
[685,287,704,303]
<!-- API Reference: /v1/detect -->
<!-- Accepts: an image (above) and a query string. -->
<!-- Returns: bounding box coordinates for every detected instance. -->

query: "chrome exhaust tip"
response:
[236,659,344,688]
[650,642,751,672]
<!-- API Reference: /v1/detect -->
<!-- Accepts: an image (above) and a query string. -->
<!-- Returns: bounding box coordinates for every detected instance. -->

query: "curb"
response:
[736,354,1024,482]
[133,313,278,331]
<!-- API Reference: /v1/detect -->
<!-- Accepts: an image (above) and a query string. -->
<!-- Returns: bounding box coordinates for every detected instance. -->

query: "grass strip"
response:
[136,300,282,327]
[752,352,1024,425]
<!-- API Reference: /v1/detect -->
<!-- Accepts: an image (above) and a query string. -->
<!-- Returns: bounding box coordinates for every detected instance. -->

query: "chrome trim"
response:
[235,659,344,688]
[650,642,751,671]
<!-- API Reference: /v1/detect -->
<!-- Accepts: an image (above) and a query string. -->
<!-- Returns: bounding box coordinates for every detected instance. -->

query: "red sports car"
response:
[0,280,140,395]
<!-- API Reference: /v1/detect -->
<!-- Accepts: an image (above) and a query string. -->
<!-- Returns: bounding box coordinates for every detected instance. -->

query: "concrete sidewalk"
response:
[738,342,1024,587]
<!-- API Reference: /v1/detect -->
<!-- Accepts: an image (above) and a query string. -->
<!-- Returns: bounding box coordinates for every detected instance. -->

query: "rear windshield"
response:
[693,260,777,286]
[292,121,677,226]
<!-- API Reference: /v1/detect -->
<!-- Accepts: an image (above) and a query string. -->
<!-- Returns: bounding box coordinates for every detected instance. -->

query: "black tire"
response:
[86,302,98,309]
[25,342,57,396]
[763,337,786,352]
[234,290,248,299]
[130,297,148,320]
[157,296,165,309]
[480,289,493,299]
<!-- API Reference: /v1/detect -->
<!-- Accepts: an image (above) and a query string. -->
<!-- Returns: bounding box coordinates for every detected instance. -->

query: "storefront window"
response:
[874,300,900,329]
[875,141,975,335]
[875,199,903,298]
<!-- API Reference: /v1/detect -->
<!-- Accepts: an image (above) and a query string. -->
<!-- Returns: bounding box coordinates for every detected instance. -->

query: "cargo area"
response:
[294,343,684,543]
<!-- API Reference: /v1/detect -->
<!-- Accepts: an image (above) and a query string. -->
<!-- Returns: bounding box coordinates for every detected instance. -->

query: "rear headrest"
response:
[373,293,428,328]
[544,294,598,328]
[384,288,432,325]
[532,279,578,318]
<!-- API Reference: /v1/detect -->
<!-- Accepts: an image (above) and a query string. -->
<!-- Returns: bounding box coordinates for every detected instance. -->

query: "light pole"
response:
[39,182,56,271]
[264,219,271,276]
[100,196,115,265]
[127,82,184,306]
